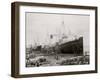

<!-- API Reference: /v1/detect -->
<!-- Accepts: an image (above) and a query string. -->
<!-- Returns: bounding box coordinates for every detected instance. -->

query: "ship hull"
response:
[59,37,83,55]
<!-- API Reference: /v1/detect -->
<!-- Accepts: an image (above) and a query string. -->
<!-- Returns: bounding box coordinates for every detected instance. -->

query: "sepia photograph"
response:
[11,2,97,77]
[25,13,90,67]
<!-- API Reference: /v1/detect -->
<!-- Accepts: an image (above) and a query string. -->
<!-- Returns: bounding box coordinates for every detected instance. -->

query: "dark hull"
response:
[59,37,83,54]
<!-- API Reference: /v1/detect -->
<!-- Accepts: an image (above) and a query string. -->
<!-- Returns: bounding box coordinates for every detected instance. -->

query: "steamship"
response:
[33,18,83,55]
[47,18,83,55]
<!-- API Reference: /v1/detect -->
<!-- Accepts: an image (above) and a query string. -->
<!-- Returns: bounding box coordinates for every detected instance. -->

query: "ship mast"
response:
[61,17,68,39]
[58,17,69,44]
[62,17,78,40]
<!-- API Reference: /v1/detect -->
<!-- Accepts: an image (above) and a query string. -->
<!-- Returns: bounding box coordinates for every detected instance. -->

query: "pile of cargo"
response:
[57,55,89,65]
[26,56,50,67]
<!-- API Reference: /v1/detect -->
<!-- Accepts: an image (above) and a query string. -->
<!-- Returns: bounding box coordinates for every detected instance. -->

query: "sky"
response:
[26,12,90,51]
